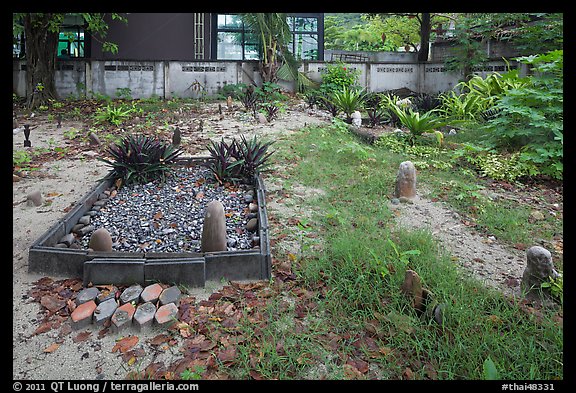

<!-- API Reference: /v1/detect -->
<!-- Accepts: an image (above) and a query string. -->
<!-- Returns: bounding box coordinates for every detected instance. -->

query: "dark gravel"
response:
[79,165,257,253]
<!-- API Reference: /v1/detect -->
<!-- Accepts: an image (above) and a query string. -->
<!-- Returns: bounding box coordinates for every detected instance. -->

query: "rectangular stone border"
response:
[28,157,272,287]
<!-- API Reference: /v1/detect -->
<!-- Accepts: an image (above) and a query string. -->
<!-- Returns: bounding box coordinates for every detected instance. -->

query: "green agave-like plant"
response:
[329,86,366,121]
[389,105,446,145]
[233,134,275,178]
[98,134,183,187]
[205,135,275,184]
[205,138,245,185]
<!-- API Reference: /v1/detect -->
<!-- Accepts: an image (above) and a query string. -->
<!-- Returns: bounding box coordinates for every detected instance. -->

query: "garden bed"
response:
[27,157,272,288]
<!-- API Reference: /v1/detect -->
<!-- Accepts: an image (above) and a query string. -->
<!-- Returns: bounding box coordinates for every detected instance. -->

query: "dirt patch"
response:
[389,193,526,297]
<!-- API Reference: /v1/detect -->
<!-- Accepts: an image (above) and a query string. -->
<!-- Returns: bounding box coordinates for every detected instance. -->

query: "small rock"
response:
[522,246,559,297]
[256,112,267,124]
[58,233,76,247]
[243,193,254,203]
[93,298,118,326]
[399,196,414,204]
[26,190,43,207]
[401,269,424,313]
[155,303,179,327]
[134,302,157,332]
[71,300,97,330]
[394,161,417,199]
[140,283,163,304]
[78,215,91,225]
[530,210,546,221]
[433,303,446,325]
[111,303,136,333]
[390,198,400,205]
[88,132,101,146]
[172,127,181,146]
[246,218,258,232]
[248,203,258,213]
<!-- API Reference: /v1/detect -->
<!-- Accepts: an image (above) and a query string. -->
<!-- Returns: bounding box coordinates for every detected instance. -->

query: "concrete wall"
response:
[13,58,517,100]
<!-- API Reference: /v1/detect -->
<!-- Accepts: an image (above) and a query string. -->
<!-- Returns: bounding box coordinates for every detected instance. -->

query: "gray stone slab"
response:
[144,258,205,288]
[134,302,157,332]
[205,252,265,281]
[93,298,118,326]
[83,258,145,286]
[75,287,100,306]
[119,284,143,305]
[159,286,181,306]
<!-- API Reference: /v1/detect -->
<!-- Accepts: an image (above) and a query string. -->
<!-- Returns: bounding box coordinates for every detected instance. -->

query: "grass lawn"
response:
[225,119,563,380]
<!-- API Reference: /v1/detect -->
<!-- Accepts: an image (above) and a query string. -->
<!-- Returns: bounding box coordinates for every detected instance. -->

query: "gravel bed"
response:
[79,165,258,253]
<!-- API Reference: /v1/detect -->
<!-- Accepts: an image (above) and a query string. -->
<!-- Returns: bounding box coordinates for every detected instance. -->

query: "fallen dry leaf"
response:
[44,343,60,353]
[40,295,66,313]
[73,331,92,343]
[112,335,139,353]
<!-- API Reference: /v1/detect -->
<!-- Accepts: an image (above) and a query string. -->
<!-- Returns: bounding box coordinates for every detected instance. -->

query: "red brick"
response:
[154,303,178,327]
[140,283,163,304]
[70,300,97,329]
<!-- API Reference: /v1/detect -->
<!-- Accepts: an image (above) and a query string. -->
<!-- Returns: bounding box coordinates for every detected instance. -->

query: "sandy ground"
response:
[12,104,329,380]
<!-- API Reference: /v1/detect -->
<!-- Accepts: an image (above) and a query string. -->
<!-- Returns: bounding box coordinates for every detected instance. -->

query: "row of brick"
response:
[70,283,181,332]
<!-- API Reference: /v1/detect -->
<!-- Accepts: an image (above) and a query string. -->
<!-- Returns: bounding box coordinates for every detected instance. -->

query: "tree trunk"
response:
[417,13,431,62]
[23,13,59,109]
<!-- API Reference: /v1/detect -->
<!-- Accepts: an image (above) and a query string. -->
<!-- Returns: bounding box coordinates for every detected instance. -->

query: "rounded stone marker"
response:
[201,200,227,252]
[394,161,417,199]
[522,246,559,295]
[88,228,113,252]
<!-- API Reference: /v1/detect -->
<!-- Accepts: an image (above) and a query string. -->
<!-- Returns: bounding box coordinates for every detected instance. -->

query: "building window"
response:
[58,26,85,58]
[287,16,320,60]
[214,14,321,61]
[195,13,205,59]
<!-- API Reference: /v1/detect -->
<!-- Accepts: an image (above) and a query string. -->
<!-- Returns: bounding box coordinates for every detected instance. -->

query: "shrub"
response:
[481,50,563,179]
[205,135,275,184]
[99,134,183,187]
[206,138,244,185]
[319,61,361,95]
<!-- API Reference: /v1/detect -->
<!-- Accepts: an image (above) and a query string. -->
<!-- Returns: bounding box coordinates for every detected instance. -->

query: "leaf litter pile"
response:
[26,260,425,380]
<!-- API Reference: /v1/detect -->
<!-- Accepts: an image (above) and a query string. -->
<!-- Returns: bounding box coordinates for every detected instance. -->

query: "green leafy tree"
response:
[444,13,563,80]
[13,13,127,109]
[240,13,291,84]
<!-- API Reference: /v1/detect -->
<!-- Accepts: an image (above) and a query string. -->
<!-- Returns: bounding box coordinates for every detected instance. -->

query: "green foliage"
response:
[465,151,539,182]
[93,103,137,126]
[98,134,183,186]
[541,274,563,304]
[206,135,275,184]
[481,51,563,179]
[233,134,275,178]
[205,138,244,185]
[387,103,445,145]
[329,87,366,120]
[180,366,205,380]
[483,356,500,380]
[319,62,361,95]
[13,150,32,168]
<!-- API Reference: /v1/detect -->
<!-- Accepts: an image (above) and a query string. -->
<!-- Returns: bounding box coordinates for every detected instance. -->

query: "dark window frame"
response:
[211,13,323,61]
